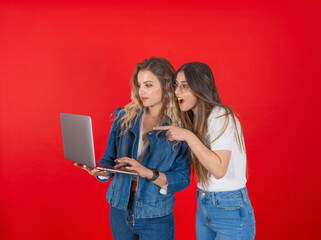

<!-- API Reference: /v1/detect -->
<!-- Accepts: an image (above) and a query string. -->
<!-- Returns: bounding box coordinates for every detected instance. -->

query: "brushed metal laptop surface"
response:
[60,113,137,175]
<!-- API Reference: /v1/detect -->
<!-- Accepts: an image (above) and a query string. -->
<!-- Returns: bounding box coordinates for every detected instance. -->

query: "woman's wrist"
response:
[144,169,154,179]
[185,130,195,144]
[146,169,160,182]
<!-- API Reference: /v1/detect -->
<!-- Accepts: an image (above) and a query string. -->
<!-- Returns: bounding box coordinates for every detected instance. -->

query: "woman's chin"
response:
[179,105,190,112]
[142,102,149,107]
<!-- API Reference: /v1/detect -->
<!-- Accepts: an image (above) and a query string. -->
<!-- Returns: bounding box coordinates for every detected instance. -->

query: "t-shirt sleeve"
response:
[208,110,236,151]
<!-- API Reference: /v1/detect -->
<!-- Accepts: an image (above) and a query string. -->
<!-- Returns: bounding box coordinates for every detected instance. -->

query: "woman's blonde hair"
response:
[119,57,182,135]
[175,62,246,189]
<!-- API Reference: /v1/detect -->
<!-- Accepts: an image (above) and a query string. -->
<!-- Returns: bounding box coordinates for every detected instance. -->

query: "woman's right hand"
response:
[74,163,110,177]
[153,125,192,141]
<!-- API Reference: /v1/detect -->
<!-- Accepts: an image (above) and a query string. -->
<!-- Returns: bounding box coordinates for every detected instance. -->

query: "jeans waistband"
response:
[197,187,249,203]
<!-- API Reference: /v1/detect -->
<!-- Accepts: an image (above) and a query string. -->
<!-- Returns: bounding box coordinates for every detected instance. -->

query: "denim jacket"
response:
[98,108,191,219]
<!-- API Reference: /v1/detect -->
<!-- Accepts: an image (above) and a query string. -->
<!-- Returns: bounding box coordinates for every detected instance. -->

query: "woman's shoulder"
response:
[208,106,228,121]
[109,107,124,117]
[208,106,240,130]
[109,107,126,124]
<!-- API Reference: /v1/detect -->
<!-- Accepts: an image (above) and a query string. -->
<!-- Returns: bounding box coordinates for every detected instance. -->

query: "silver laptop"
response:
[60,113,137,175]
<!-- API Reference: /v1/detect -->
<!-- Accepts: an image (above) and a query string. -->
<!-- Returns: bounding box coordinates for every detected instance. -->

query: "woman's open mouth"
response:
[178,98,184,105]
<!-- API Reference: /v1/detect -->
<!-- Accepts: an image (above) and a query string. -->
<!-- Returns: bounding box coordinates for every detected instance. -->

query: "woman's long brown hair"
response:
[175,62,246,189]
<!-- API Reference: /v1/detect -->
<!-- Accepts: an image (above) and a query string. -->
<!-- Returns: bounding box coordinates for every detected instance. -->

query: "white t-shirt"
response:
[197,107,247,192]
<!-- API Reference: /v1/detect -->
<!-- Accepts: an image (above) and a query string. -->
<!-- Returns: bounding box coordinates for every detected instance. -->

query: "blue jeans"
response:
[109,193,175,240]
[196,187,256,240]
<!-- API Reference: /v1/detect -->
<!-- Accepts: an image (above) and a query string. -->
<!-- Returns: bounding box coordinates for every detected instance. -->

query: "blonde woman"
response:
[75,57,191,240]
[155,62,256,239]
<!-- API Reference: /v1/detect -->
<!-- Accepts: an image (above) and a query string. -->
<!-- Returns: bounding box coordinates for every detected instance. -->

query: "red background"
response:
[1,0,321,239]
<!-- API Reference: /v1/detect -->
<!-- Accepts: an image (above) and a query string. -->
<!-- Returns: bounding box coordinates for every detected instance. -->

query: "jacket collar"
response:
[129,110,143,137]
[161,117,170,126]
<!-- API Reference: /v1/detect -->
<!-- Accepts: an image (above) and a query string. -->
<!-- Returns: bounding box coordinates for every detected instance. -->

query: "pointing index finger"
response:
[153,126,171,131]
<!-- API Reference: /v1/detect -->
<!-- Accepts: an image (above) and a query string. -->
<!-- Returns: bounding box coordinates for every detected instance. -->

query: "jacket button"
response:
[149,133,152,135]
[202,193,206,197]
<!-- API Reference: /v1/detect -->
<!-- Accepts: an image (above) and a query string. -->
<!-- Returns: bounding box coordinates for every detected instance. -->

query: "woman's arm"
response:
[185,132,231,179]
[114,140,191,193]
[162,141,191,193]
[154,126,231,179]
[114,157,168,187]
[114,139,191,193]
[98,108,122,167]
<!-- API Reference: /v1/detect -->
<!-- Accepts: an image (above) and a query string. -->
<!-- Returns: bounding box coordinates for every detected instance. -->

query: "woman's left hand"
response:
[153,125,191,141]
[114,157,153,179]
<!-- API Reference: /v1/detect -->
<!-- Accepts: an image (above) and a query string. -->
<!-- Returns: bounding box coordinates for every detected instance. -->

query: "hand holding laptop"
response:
[74,163,111,177]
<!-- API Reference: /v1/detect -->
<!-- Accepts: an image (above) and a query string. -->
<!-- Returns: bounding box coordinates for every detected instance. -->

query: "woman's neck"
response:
[191,105,198,119]
[146,104,162,120]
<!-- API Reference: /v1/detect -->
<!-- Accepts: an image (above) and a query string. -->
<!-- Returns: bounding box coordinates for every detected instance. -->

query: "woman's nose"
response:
[175,86,181,96]
[139,87,145,95]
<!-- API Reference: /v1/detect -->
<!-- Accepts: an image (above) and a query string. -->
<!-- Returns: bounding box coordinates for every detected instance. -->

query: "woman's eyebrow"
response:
[176,80,187,84]
[138,80,153,84]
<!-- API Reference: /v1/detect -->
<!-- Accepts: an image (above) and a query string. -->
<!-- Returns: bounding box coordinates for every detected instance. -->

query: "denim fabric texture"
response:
[109,192,175,240]
[196,187,256,240]
[98,108,191,219]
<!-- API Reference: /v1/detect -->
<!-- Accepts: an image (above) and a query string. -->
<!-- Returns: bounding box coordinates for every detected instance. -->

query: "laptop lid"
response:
[60,113,138,176]
[60,113,96,168]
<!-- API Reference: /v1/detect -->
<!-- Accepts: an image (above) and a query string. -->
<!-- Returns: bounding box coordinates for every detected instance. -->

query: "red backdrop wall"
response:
[1,0,321,239]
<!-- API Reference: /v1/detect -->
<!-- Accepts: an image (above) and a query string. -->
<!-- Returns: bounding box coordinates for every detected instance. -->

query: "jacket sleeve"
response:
[163,141,191,194]
[96,108,122,182]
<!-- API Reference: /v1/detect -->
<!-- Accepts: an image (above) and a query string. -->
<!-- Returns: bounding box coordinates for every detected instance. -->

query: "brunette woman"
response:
[155,62,256,240]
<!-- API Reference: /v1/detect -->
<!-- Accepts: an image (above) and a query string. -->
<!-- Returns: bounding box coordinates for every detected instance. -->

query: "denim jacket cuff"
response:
[96,174,113,182]
[163,172,174,194]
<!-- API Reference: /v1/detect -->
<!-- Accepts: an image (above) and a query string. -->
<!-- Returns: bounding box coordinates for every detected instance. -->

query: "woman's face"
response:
[174,71,198,112]
[137,70,163,109]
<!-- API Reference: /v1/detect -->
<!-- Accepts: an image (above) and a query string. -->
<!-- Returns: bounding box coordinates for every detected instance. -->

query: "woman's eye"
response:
[146,84,152,88]
[182,84,189,88]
